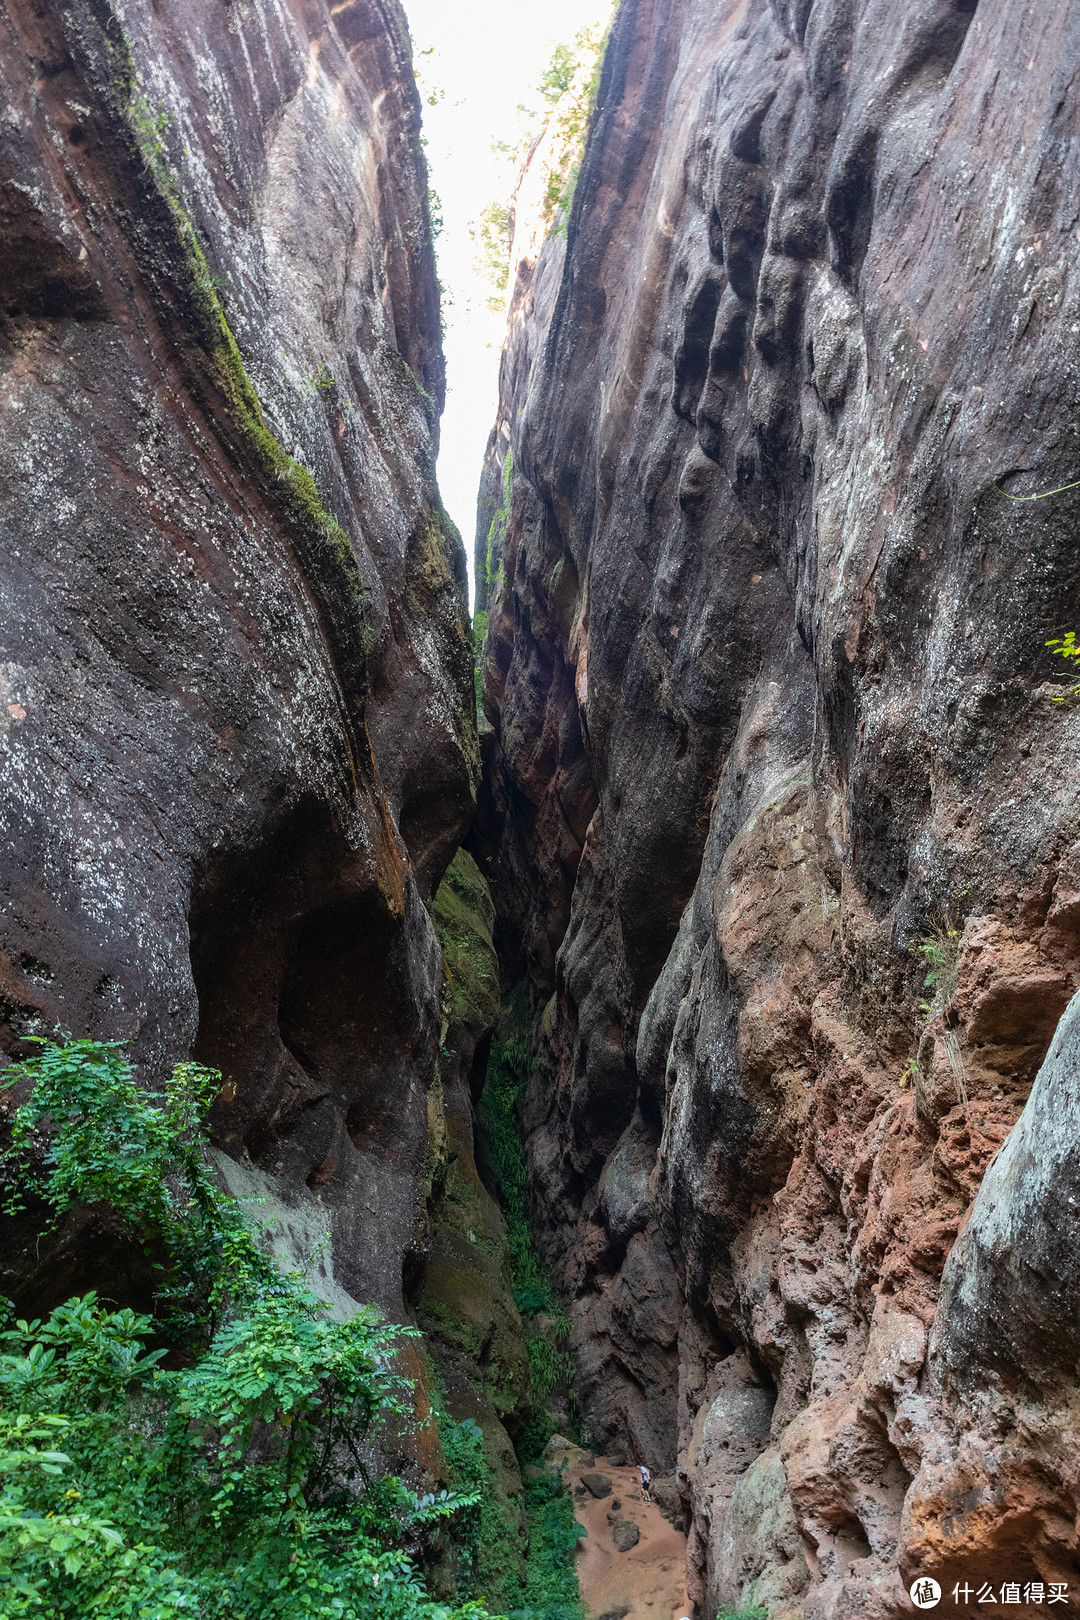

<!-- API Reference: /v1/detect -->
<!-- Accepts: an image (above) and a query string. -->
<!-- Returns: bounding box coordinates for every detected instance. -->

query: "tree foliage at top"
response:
[470,11,613,306]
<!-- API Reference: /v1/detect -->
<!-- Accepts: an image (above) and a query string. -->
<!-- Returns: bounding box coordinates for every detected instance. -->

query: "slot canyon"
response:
[2,1,1080,1617]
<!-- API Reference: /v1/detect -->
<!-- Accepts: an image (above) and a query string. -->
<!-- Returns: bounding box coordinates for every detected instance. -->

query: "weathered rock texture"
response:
[476,1,1080,1615]
[0,0,529,1539]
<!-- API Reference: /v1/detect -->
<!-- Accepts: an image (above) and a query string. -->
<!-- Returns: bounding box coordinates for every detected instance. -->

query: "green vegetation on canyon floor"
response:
[428,849,585,1617]
[476,1037,575,1462]
[0,1037,585,1620]
[0,1040,485,1620]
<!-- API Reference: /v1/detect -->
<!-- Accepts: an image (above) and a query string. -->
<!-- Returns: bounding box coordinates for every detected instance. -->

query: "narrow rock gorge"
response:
[475,0,1080,1615]
[3,0,1080,1617]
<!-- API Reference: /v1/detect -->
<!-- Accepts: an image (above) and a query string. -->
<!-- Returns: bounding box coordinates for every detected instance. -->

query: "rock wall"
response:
[475,1,1080,1615]
[0,0,530,1541]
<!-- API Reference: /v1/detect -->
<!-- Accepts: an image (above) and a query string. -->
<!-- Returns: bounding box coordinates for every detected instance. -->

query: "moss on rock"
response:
[419,851,534,1601]
[432,850,499,1049]
[81,15,373,744]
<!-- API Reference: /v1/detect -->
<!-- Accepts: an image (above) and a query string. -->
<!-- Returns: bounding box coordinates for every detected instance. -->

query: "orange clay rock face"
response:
[474,0,1080,1615]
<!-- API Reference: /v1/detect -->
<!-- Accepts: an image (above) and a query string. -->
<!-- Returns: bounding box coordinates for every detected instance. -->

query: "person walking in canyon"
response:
[638,1462,652,1504]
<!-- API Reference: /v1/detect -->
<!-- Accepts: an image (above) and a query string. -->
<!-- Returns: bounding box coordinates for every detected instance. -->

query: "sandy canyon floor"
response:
[545,1439,693,1620]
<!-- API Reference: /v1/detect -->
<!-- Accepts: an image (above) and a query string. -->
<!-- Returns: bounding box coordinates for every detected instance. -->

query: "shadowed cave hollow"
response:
[189,799,427,1184]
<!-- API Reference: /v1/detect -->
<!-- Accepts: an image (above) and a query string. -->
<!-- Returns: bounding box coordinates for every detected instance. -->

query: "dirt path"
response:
[545,1439,693,1620]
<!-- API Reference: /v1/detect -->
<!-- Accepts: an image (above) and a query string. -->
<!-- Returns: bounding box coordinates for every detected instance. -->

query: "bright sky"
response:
[402,0,612,587]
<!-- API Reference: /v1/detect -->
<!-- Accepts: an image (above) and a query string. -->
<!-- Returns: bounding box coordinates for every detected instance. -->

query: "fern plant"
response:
[902,913,968,1110]
[913,926,961,1019]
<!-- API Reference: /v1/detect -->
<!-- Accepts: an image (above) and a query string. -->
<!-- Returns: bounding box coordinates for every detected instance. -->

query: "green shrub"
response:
[429,1395,522,1609]
[0,1039,489,1620]
[435,1411,487,1573]
[477,1041,549,1316]
[506,1470,586,1620]
[1046,631,1080,701]
[470,204,512,314]
[471,12,611,295]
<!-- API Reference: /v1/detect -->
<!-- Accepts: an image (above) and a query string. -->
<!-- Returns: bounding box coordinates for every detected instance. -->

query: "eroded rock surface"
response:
[476,1,1080,1614]
[0,0,529,1547]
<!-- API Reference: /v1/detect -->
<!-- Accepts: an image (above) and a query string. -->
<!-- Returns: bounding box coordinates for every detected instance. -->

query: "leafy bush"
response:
[535,20,610,229]
[1046,631,1080,701]
[0,1039,488,1620]
[1,1041,281,1339]
[469,13,611,306]
[429,1397,521,1608]
[477,1039,547,1308]
[435,1411,487,1575]
[504,1470,585,1620]
[470,203,512,314]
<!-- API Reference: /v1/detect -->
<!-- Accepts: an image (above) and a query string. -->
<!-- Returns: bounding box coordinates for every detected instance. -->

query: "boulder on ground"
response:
[611,1520,641,1552]
[542,1434,593,1471]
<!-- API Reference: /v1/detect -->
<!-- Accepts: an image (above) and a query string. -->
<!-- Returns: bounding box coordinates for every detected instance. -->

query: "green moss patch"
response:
[478,1039,577,1458]
[433,851,499,1044]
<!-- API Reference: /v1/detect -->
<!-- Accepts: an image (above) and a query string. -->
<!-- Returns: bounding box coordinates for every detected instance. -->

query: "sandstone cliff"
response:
[0,0,529,1554]
[475,1,1080,1615]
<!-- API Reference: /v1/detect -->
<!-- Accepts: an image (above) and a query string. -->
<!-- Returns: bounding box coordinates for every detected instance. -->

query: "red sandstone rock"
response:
[475,0,1080,1614]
